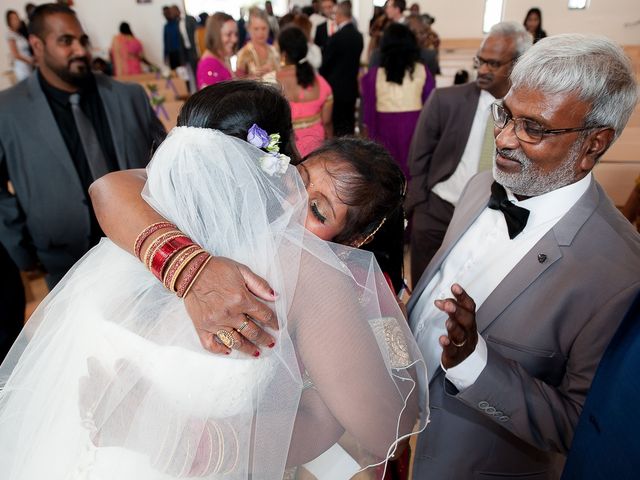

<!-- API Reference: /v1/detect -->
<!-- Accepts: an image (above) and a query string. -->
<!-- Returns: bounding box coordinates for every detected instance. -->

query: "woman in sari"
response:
[111,22,148,76]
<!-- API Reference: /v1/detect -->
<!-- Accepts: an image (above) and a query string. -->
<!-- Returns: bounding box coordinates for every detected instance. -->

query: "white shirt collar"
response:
[505,172,592,230]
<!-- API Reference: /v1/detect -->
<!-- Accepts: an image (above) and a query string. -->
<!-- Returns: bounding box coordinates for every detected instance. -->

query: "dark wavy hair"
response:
[277,26,315,89]
[177,80,299,163]
[380,22,420,85]
[305,137,406,289]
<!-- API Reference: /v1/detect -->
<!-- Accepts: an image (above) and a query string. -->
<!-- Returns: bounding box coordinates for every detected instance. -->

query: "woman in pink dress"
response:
[276,26,333,157]
[196,13,237,89]
[111,22,147,76]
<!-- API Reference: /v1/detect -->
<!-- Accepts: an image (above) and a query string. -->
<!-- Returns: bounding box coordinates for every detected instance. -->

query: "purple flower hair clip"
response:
[247,124,270,150]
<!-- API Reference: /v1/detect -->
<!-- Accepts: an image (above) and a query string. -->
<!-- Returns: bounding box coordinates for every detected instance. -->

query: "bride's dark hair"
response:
[177,80,300,163]
[305,138,407,292]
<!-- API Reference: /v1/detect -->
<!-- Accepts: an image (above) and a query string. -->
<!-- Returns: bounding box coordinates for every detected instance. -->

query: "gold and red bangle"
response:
[150,235,194,281]
[162,244,200,290]
[134,221,176,259]
[181,255,213,299]
[176,252,212,298]
[169,248,207,293]
[143,231,182,270]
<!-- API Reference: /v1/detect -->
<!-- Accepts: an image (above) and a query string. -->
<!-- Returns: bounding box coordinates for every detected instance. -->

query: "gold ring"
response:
[237,319,250,333]
[216,329,237,349]
[452,338,467,348]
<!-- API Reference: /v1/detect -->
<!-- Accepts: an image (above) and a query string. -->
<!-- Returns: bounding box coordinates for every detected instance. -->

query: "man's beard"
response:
[50,56,92,86]
[492,138,583,197]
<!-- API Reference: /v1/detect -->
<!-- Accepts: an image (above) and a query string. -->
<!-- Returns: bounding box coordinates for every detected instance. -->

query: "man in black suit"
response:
[0,4,165,287]
[313,0,336,49]
[319,1,363,137]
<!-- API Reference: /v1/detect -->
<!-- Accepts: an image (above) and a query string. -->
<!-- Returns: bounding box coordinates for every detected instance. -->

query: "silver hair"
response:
[488,21,533,58]
[510,34,638,139]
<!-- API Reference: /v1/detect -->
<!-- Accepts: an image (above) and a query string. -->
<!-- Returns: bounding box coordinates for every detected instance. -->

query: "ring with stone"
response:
[216,329,237,349]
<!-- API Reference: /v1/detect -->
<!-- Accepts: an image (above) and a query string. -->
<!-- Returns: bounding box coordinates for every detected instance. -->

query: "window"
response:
[568,0,589,9]
[483,0,504,33]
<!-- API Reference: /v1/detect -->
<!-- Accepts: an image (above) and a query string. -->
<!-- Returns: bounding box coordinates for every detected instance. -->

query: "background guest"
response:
[110,22,148,76]
[313,0,337,50]
[5,10,33,82]
[385,0,406,24]
[196,12,237,89]
[292,13,322,69]
[236,8,279,80]
[276,26,333,157]
[0,4,165,288]
[265,0,280,43]
[524,7,547,43]
[319,1,362,136]
[194,12,208,57]
[361,23,435,180]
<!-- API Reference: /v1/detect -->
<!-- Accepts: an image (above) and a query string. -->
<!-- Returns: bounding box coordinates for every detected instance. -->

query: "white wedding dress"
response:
[0,128,428,479]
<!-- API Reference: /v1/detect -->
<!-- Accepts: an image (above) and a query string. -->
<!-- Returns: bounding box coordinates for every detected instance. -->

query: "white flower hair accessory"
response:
[247,124,290,176]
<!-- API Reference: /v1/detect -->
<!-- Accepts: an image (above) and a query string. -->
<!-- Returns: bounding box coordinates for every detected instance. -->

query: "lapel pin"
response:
[537,253,547,263]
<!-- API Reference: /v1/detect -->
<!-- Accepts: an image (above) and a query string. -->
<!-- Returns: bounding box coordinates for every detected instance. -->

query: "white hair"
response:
[488,21,533,58]
[511,34,638,139]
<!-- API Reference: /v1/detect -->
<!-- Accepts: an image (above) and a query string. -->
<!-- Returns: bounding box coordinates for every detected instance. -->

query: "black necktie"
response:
[487,181,530,239]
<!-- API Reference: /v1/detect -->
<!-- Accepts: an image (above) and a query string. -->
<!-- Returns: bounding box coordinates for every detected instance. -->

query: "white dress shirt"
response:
[411,173,593,387]
[432,90,495,206]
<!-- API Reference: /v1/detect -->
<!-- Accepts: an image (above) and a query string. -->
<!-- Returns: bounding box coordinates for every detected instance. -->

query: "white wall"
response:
[416,0,640,44]
[0,0,167,88]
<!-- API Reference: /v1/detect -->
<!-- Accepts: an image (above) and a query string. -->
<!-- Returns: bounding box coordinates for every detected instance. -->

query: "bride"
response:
[0,81,427,479]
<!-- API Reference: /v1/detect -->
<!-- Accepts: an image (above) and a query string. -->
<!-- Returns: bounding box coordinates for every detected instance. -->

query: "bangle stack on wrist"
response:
[135,222,213,298]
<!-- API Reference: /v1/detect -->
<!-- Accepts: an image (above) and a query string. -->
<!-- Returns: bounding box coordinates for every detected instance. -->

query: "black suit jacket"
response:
[319,22,363,103]
[0,73,166,285]
[314,21,329,50]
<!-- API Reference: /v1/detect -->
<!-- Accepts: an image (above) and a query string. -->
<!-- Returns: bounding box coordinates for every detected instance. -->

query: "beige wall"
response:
[417,0,640,44]
[1,0,639,90]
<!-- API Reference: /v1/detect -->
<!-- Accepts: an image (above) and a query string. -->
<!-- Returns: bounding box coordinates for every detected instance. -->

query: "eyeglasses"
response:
[473,55,514,71]
[491,102,607,144]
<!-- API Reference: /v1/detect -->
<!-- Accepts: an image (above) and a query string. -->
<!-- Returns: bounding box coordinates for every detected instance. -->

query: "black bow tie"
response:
[487,181,530,239]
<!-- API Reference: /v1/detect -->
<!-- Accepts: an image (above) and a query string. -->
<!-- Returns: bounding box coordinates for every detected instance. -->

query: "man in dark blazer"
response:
[319,1,363,137]
[0,4,165,287]
[406,22,532,286]
[562,292,640,479]
[313,0,336,49]
[408,34,640,479]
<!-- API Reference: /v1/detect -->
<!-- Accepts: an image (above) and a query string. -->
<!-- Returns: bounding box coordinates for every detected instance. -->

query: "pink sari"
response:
[289,74,333,157]
[196,56,233,90]
[111,34,143,76]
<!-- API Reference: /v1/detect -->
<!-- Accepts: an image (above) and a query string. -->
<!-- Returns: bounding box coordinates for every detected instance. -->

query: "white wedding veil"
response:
[0,127,428,479]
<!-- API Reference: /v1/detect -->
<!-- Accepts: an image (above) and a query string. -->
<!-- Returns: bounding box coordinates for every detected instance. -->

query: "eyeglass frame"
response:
[490,101,609,144]
[472,55,515,71]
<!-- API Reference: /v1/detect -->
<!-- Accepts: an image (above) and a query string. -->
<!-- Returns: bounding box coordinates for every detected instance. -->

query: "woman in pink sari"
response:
[196,13,237,89]
[276,26,333,157]
[111,22,147,76]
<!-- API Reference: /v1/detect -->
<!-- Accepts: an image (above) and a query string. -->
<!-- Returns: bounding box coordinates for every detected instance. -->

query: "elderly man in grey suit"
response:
[407,22,532,286]
[0,3,165,288]
[409,34,640,479]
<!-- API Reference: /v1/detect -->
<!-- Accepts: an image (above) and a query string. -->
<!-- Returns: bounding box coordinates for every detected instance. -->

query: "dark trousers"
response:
[332,96,357,137]
[409,192,454,288]
[0,243,25,361]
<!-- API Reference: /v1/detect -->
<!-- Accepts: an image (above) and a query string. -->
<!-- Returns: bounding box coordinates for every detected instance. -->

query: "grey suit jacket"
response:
[405,82,481,214]
[0,72,165,283]
[408,172,640,479]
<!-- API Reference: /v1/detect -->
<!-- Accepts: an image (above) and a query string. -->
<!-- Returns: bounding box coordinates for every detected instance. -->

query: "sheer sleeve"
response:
[287,241,425,465]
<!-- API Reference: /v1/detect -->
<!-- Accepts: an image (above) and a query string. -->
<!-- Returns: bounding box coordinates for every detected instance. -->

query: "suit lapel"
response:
[477,177,601,332]
[96,75,127,170]
[25,74,81,184]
